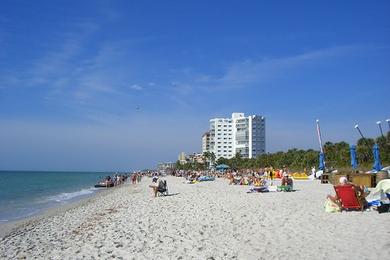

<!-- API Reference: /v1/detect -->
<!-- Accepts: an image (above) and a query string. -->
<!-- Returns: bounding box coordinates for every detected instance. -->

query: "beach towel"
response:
[247,186,269,193]
[324,198,341,213]
[366,179,390,207]
[377,203,390,213]
[277,185,293,192]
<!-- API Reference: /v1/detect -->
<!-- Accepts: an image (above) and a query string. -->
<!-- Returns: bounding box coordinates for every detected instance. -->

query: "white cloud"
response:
[129,84,144,91]
[188,44,380,91]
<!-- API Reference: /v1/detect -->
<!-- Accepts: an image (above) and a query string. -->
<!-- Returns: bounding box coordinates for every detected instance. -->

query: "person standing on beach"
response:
[149,176,159,197]
[269,168,274,180]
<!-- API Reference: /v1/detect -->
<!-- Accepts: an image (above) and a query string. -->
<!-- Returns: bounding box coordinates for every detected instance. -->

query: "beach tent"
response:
[350,145,358,169]
[373,144,382,172]
[216,164,230,171]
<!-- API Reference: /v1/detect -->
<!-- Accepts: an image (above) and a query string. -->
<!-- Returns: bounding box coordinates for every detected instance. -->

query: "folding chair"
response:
[334,184,364,211]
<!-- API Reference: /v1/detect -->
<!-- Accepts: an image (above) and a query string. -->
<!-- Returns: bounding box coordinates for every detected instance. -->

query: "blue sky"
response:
[0,0,389,171]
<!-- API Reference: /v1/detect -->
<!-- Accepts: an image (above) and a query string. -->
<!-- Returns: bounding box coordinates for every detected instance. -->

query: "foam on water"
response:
[0,171,110,223]
[47,187,98,202]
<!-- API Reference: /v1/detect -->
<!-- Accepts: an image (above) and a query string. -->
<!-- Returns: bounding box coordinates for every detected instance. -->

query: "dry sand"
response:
[0,176,389,259]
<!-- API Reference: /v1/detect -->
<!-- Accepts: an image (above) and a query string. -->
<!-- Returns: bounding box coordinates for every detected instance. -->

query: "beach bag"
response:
[324,198,341,213]
[377,203,390,214]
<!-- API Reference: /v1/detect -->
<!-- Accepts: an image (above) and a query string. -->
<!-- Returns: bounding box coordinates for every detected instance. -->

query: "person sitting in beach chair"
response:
[327,177,367,210]
[149,177,160,197]
[155,179,168,197]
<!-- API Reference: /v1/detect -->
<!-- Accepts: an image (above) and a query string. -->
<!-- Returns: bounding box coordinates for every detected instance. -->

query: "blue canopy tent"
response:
[350,145,358,169]
[318,152,325,171]
[216,164,230,171]
[372,144,382,171]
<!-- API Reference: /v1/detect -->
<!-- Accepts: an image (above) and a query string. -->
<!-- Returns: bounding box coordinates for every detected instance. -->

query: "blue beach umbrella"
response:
[216,164,230,170]
[350,145,358,169]
[318,152,325,171]
[372,144,382,171]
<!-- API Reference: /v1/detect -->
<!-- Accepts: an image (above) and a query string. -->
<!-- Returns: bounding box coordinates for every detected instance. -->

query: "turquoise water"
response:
[0,171,112,223]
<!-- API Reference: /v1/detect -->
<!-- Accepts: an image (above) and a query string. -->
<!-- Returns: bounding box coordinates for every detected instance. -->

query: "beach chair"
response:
[157,180,169,196]
[334,184,364,211]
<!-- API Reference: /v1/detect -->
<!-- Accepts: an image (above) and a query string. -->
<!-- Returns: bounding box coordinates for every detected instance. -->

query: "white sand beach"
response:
[0,176,389,259]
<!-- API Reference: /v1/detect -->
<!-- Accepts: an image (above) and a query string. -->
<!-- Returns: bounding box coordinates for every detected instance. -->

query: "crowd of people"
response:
[133,165,390,216]
[142,168,390,213]
[166,167,295,193]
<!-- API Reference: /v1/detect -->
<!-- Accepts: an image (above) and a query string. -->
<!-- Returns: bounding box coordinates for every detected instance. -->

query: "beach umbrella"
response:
[318,152,325,171]
[350,145,358,169]
[216,164,230,170]
[372,144,382,171]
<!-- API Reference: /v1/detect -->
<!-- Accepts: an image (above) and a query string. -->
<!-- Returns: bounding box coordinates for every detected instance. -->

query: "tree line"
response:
[175,133,390,172]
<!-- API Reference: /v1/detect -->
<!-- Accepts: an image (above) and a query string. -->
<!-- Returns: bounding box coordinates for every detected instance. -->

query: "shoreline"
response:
[0,184,122,239]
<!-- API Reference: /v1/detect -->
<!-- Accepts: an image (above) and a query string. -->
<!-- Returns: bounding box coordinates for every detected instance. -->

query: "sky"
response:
[0,0,389,171]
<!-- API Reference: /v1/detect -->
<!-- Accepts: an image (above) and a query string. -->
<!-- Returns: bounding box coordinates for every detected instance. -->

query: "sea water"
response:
[0,171,113,223]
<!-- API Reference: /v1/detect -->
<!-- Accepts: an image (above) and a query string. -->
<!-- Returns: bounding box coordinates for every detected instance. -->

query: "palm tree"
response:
[203,151,211,168]
[210,152,216,168]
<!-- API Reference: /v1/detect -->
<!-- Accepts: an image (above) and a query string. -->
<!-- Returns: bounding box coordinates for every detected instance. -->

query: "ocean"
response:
[0,171,114,223]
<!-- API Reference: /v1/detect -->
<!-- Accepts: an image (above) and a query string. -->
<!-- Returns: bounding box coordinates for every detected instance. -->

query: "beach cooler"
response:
[321,173,329,184]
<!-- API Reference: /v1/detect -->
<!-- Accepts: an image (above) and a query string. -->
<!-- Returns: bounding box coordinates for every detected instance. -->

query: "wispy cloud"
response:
[129,84,144,91]
[200,44,378,90]
[162,44,388,108]
[0,21,146,114]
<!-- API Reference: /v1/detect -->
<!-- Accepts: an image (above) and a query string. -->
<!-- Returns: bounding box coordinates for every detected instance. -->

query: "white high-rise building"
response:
[201,131,211,154]
[205,112,265,159]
